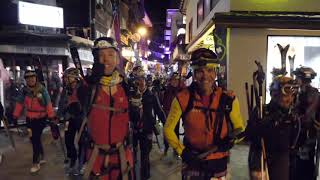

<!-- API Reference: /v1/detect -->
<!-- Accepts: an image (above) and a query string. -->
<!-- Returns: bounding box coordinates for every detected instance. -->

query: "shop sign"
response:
[77,48,94,62]
[0,45,69,56]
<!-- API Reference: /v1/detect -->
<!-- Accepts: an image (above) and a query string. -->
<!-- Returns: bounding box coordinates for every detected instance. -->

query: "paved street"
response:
[0,127,250,180]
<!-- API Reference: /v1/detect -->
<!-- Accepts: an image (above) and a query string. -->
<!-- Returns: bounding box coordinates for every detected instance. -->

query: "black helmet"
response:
[271,68,287,79]
[24,70,37,79]
[190,48,219,69]
[270,76,299,96]
[132,66,145,78]
[293,66,317,80]
[63,67,80,79]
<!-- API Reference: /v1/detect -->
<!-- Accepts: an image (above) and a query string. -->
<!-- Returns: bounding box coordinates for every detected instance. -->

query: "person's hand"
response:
[90,62,105,83]
[314,119,320,131]
[181,147,202,166]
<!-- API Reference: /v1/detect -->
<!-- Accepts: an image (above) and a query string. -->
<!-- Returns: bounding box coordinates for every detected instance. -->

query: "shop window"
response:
[211,0,219,10]
[266,35,320,102]
[197,0,204,28]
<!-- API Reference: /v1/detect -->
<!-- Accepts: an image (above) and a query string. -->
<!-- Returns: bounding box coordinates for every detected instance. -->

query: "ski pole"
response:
[1,117,16,150]
[254,61,269,180]
[245,82,252,117]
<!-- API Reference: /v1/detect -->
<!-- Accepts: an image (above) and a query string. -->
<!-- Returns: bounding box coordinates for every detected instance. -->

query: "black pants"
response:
[292,157,316,180]
[182,157,228,180]
[133,131,152,180]
[27,118,47,164]
[65,119,80,166]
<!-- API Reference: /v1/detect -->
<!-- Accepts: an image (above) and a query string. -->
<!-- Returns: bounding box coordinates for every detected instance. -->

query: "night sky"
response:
[145,0,180,43]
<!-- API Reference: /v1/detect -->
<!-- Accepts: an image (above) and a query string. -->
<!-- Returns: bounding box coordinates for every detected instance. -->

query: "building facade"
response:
[181,0,320,120]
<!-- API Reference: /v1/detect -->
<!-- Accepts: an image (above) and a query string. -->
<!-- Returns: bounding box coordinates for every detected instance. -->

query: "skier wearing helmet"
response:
[164,48,245,180]
[84,37,133,180]
[291,66,320,180]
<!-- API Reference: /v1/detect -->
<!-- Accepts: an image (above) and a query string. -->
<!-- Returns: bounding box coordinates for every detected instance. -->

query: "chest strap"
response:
[26,109,46,113]
[92,104,128,114]
[84,142,130,180]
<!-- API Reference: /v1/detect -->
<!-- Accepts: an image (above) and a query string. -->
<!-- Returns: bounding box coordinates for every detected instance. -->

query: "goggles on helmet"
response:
[281,84,299,95]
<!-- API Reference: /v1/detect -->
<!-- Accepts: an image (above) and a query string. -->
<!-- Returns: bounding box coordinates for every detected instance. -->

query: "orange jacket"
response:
[176,87,231,160]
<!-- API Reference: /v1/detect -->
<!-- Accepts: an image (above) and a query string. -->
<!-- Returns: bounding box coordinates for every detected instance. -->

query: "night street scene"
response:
[1,0,320,180]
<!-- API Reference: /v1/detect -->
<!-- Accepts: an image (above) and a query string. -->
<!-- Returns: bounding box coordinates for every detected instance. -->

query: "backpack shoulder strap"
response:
[176,87,195,121]
[214,89,236,143]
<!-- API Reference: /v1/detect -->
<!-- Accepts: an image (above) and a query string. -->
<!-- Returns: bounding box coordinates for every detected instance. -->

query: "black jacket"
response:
[247,100,298,180]
[141,88,166,133]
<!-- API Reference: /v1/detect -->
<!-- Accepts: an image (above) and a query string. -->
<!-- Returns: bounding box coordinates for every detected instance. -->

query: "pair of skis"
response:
[245,61,269,180]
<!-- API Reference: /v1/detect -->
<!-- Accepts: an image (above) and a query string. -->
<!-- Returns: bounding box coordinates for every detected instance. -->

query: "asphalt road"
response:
[0,127,251,180]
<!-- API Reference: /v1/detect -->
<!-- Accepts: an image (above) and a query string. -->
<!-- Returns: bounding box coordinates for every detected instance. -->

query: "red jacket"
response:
[87,84,133,177]
[88,84,129,145]
[13,84,54,119]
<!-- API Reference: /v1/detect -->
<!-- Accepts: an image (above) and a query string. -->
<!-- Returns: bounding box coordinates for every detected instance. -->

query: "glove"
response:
[87,62,105,84]
[49,122,60,140]
[181,148,202,166]
[153,121,162,136]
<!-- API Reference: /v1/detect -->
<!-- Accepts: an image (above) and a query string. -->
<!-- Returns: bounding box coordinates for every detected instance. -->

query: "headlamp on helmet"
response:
[92,37,119,63]
[190,48,219,70]
[24,70,37,79]
[93,37,118,51]
[293,66,317,80]
[63,67,80,79]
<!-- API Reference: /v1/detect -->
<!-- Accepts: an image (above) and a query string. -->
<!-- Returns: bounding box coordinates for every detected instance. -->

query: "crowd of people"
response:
[0,36,320,180]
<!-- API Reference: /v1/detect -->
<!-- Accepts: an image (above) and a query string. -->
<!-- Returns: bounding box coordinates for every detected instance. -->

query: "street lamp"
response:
[137,27,147,37]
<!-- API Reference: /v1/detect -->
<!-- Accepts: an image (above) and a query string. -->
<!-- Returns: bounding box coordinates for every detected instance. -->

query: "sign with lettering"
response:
[0,45,69,56]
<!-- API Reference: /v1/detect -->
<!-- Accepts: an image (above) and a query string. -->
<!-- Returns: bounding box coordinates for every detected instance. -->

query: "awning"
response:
[214,12,320,30]
[69,35,93,48]
[186,21,215,52]
[0,30,70,43]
